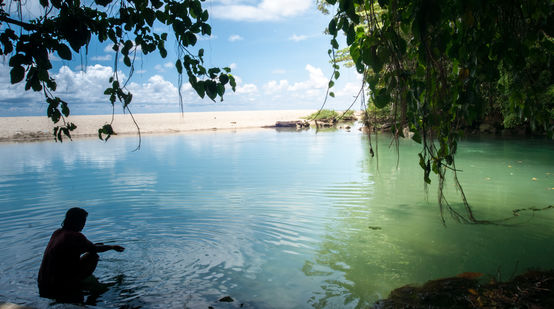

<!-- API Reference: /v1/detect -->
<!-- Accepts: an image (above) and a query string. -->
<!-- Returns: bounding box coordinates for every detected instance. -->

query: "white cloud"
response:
[53,64,117,104]
[197,34,218,41]
[0,63,199,114]
[263,80,289,94]
[334,73,364,97]
[228,34,244,42]
[154,62,176,72]
[104,45,116,53]
[127,75,180,104]
[91,54,112,61]
[289,34,308,42]
[212,0,312,22]
[0,64,44,114]
[229,63,238,70]
[288,64,327,91]
[236,83,258,94]
[104,43,142,53]
[262,64,328,100]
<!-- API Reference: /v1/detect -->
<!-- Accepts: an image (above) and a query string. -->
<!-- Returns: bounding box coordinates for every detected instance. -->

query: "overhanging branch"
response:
[0,15,39,31]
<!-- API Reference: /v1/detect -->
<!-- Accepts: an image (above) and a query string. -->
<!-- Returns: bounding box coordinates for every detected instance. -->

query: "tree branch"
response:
[0,15,39,31]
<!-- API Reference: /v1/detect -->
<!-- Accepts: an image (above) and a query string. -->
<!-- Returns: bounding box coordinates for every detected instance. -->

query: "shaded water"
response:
[0,128,552,308]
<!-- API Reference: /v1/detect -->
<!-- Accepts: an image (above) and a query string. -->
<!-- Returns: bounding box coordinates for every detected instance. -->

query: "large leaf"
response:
[10,66,25,84]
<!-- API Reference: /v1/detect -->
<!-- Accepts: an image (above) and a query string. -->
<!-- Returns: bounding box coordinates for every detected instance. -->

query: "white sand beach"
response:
[0,110,317,142]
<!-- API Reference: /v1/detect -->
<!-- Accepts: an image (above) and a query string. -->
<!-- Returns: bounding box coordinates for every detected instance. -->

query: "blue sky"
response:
[0,0,362,116]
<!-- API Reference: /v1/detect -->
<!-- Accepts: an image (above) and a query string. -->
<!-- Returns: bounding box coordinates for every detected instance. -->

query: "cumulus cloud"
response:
[289,34,308,42]
[236,83,258,95]
[91,54,112,61]
[262,64,328,100]
[197,34,218,41]
[263,80,289,94]
[53,64,117,104]
[127,75,181,104]
[211,0,312,22]
[0,63,204,115]
[334,73,364,98]
[0,64,45,115]
[288,64,327,91]
[227,76,258,95]
[154,62,174,72]
[228,34,244,42]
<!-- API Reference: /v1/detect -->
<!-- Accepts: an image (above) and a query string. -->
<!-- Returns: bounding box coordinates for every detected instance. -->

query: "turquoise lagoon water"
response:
[0,128,552,308]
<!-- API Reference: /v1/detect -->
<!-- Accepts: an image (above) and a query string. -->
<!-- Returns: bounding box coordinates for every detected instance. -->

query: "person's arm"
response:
[94,243,125,253]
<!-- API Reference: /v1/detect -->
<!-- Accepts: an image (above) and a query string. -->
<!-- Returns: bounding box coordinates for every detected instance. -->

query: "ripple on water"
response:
[0,132,553,308]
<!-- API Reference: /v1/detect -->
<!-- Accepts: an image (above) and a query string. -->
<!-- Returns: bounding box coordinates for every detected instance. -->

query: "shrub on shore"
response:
[305,110,357,122]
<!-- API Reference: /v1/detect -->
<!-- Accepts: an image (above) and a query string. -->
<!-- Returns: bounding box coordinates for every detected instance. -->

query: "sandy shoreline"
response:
[0,110,316,142]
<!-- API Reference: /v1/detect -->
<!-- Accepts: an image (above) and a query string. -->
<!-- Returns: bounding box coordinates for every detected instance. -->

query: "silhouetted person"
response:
[38,207,124,303]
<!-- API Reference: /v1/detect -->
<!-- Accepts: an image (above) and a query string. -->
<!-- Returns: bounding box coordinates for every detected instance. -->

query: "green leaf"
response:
[331,38,339,49]
[216,83,225,99]
[219,74,229,85]
[329,92,335,97]
[229,75,237,91]
[159,46,167,58]
[123,93,132,108]
[57,126,63,142]
[186,32,197,46]
[62,127,72,140]
[176,59,183,74]
[205,80,217,101]
[57,44,72,60]
[193,80,205,98]
[201,9,209,22]
[98,124,115,141]
[61,101,70,117]
[412,130,422,144]
[95,0,110,6]
[208,67,220,78]
[329,18,337,36]
[10,66,25,84]
[144,8,156,26]
[346,24,355,45]
[374,88,390,108]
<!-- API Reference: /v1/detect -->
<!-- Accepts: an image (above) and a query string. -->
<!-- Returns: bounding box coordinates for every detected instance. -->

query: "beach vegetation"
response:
[0,0,235,145]
[305,109,357,123]
[306,109,340,121]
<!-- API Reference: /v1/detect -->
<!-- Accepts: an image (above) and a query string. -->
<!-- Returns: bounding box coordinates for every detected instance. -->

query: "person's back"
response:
[38,228,95,301]
[38,207,124,303]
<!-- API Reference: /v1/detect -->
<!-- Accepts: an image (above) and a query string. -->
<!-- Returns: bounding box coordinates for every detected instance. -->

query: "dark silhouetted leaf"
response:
[10,66,25,84]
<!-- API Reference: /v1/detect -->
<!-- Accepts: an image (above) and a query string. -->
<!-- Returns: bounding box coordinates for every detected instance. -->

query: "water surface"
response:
[0,128,552,308]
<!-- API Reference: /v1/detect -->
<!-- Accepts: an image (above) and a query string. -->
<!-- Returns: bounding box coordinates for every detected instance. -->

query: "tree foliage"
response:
[323,0,553,223]
[0,0,236,143]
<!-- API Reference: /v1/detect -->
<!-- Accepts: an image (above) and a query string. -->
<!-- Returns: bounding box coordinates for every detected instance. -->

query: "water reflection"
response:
[304,134,554,308]
[0,131,552,308]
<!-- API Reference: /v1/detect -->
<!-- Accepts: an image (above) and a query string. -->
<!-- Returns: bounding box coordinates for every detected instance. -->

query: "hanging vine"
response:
[321,0,553,223]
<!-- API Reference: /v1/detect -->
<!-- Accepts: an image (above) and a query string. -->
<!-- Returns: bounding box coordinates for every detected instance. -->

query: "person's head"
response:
[62,207,88,232]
